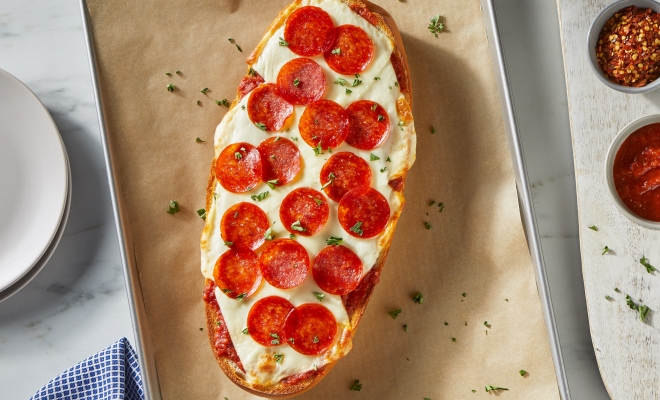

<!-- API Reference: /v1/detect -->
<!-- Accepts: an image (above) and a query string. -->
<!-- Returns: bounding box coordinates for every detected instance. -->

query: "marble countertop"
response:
[0,0,608,398]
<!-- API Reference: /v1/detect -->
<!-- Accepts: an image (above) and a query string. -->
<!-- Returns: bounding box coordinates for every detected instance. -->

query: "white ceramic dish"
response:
[587,0,660,94]
[0,68,68,291]
[605,114,660,229]
[0,149,71,302]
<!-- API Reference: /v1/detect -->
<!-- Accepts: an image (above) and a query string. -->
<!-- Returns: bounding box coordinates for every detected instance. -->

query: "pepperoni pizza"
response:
[200,0,415,395]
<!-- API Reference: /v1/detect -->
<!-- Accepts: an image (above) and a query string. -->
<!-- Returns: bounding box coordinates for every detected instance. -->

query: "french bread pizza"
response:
[199,0,415,396]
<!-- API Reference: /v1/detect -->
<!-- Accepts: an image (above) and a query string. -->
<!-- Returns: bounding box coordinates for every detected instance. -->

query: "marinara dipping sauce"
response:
[614,122,660,221]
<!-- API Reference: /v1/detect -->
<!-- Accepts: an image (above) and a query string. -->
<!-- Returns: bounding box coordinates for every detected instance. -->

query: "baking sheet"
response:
[83,0,560,398]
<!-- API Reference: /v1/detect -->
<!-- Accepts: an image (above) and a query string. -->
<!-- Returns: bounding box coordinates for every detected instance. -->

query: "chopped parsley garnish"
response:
[236,293,247,301]
[429,200,436,206]
[519,370,527,376]
[221,288,233,294]
[235,152,243,160]
[313,144,324,156]
[266,179,278,190]
[274,353,284,364]
[640,256,657,273]
[313,292,325,302]
[444,322,448,326]
[462,292,467,297]
[615,287,621,293]
[439,203,445,212]
[345,88,352,95]
[380,167,387,173]
[228,38,235,43]
[602,246,610,255]
[350,221,363,236]
[200,88,210,94]
[216,99,230,107]
[350,380,362,391]
[166,200,180,215]
[235,44,242,52]
[352,78,362,87]
[241,105,246,110]
[428,15,445,37]
[242,328,248,334]
[431,126,436,134]
[425,222,431,230]
[248,67,256,76]
[484,321,491,328]
[386,157,391,162]
[388,309,402,319]
[485,385,508,392]
[165,72,172,76]
[197,209,206,220]
[370,153,380,161]
[199,327,203,331]
[451,337,456,342]
[289,337,295,344]
[334,78,348,86]
[404,325,409,332]
[264,226,274,240]
[293,78,300,87]
[166,84,175,92]
[270,332,280,345]
[289,233,295,239]
[626,295,651,321]
[413,292,424,304]
[589,225,599,231]
[196,137,206,143]
[605,295,613,300]
[255,122,267,131]
[291,221,306,232]
[279,37,288,46]
[371,103,377,111]
[196,100,201,105]
[331,48,341,55]
[377,114,385,121]
[312,336,319,343]
[326,236,343,245]
[251,191,269,202]
[321,172,336,189]
[224,241,233,247]
[373,76,380,80]
[310,196,323,206]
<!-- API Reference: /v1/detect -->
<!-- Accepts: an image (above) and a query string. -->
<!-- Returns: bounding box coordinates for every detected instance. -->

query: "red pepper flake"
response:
[596,6,660,87]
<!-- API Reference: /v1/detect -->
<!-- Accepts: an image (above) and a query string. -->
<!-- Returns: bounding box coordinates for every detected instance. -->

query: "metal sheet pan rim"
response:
[80,0,569,398]
[481,0,570,398]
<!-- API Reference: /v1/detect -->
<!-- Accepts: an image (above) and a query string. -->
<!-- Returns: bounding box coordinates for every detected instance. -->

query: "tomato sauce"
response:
[203,279,244,371]
[613,122,660,221]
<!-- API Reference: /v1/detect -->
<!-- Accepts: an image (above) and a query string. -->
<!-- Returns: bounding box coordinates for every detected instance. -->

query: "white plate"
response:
[0,148,70,302]
[0,68,68,291]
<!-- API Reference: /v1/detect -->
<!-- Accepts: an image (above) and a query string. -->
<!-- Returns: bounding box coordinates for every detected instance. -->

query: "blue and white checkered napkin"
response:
[30,337,144,400]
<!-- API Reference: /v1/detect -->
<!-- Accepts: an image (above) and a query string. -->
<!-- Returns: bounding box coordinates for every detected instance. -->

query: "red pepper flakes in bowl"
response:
[596,6,660,87]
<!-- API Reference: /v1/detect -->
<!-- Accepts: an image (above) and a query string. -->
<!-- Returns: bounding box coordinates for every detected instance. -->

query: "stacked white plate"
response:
[0,68,71,302]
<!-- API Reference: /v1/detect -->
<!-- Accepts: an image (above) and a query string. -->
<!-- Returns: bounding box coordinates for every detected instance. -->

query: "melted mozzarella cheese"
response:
[200,0,415,386]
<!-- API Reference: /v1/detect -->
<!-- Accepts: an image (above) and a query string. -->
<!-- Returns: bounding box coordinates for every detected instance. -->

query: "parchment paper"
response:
[86,0,560,398]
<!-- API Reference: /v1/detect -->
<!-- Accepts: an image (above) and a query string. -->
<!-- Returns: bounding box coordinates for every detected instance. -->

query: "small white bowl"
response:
[587,0,660,94]
[605,114,660,229]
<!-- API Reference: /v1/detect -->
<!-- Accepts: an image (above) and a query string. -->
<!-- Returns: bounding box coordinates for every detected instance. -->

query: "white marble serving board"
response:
[557,1,660,398]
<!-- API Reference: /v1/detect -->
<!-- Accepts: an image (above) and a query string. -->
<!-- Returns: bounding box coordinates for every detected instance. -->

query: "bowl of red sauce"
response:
[588,0,660,93]
[607,115,660,228]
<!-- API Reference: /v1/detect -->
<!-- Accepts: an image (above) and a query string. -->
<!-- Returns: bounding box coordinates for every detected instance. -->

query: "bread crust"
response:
[203,0,414,396]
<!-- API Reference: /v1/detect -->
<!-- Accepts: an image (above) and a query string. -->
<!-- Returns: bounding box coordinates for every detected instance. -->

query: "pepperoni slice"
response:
[221,202,270,250]
[284,6,335,57]
[277,58,326,105]
[345,100,390,150]
[299,100,349,150]
[323,25,374,75]
[238,71,265,99]
[284,303,337,355]
[320,152,371,202]
[247,83,293,132]
[280,188,329,236]
[338,186,390,238]
[214,143,262,193]
[312,245,363,295]
[258,137,301,186]
[247,296,295,347]
[213,248,262,300]
[259,239,309,289]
